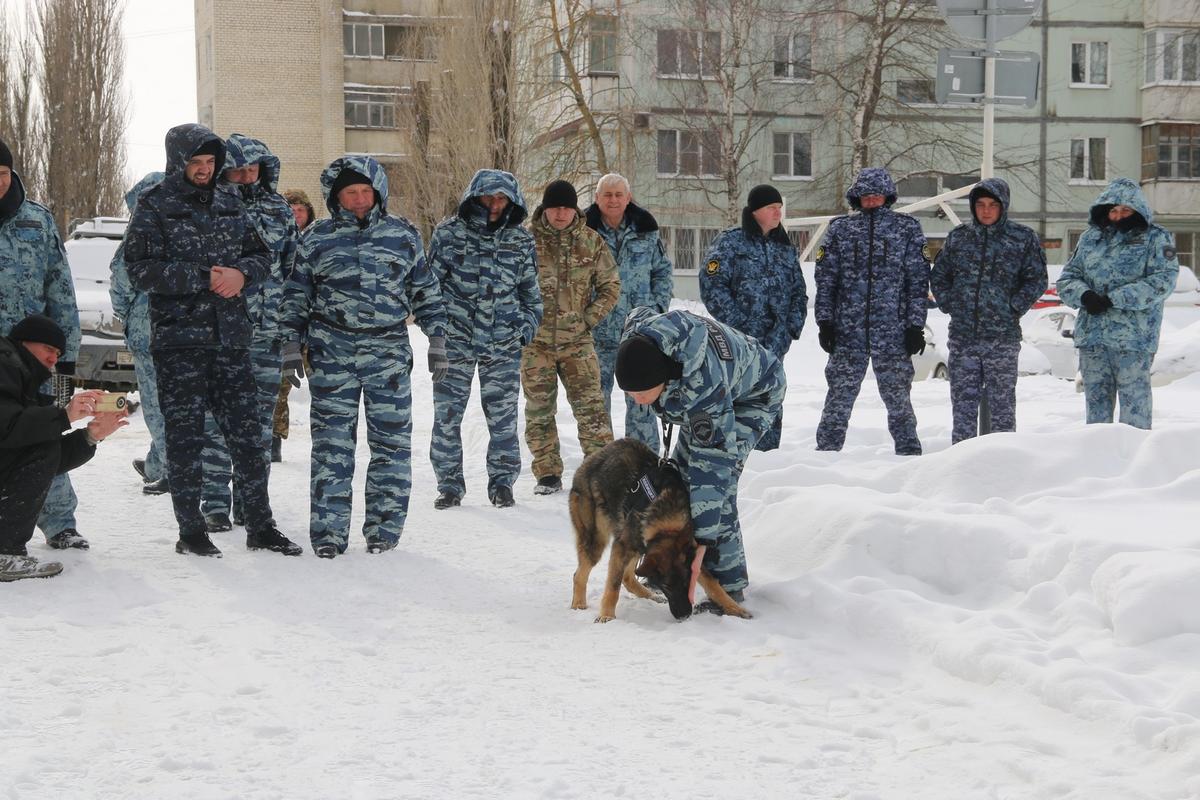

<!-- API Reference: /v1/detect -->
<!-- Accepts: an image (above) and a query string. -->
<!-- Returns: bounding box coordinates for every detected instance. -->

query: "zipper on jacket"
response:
[866,214,875,351]
[971,227,988,339]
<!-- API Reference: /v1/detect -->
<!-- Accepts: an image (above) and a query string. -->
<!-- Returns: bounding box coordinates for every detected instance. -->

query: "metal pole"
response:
[981,0,997,179]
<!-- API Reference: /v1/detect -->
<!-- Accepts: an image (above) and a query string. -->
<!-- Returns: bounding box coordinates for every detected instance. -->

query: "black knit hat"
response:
[746,184,783,212]
[0,138,12,170]
[616,334,681,391]
[191,139,222,159]
[10,314,67,353]
[541,179,578,209]
[330,168,373,201]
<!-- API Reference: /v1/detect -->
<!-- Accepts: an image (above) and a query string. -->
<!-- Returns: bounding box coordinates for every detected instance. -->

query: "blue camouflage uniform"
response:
[814,167,930,455]
[278,155,446,552]
[200,134,300,519]
[700,210,807,450]
[930,177,1048,443]
[124,123,280,541]
[622,306,786,594]
[584,201,673,448]
[0,161,82,540]
[109,171,167,481]
[1056,178,1179,429]
[428,169,541,503]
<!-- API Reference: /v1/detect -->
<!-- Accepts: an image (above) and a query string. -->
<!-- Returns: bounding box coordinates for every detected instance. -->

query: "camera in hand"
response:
[94,392,127,413]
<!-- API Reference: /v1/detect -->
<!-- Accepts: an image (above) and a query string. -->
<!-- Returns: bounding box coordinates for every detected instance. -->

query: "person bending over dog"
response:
[615,306,786,614]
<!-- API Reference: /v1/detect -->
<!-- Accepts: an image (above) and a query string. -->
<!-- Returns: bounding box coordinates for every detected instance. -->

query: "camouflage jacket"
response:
[428,169,542,358]
[1057,178,1179,353]
[700,217,807,359]
[584,201,673,346]
[815,167,930,356]
[0,169,80,364]
[930,177,1047,344]
[220,134,299,343]
[528,208,620,348]
[109,171,165,352]
[278,155,446,347]
[125,123,270,350]
[623,306,786,547]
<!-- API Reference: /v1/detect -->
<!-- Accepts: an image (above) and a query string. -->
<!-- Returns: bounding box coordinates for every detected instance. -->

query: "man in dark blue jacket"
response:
[931,178,1047,443]
[125,124,301,558]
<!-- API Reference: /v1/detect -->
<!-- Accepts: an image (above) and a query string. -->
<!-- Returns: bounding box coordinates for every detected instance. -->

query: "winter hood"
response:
[319,155,389,217]
[163,123,226,179]
[968,177,1011,227]
[846,167,898,209]
[124,171,165,214]
[458,168,528,228]
[222,133,281,195]
[1088,177,1154,229]
[0,168,26,222]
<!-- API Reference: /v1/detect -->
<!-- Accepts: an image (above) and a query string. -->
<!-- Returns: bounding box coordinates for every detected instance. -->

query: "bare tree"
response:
[35,0,127,231]
[0,3,45,192]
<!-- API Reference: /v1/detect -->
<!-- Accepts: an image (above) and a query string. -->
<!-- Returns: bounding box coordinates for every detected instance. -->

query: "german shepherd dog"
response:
[569,438,752,622]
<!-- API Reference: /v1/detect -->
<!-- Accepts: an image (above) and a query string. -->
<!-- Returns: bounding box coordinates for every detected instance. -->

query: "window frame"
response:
[896,77,938,106]
[588,13,618,76]
[656,28,721,80]
[1070,40,1110,88]
[344,87,407,130]
[771,132,814,181]
[772,30,812,83]
[1069,137,1108,184]
[1141,123,1200,181]
[656,129,721,178]
[1144,28,1200,86]
[344,22,385,60]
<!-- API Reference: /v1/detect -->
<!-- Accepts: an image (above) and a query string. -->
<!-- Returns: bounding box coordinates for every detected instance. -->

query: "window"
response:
[1145,29,1200,84]
[661,226,721,271]
[1070,138,1106,182]
[589,14,617,75]
[1071,41,1108,86]
[385,25,437,61]
[787,229,810,253]
[344,23,384,59]
[773,32,811,81]
[1142,123,1200,180]
[656,29,720,78]
[772,132,812,179]
[657,129,720,176]
[344,88,408,130]
[1171,231,1194,271]
[897,78,936,105]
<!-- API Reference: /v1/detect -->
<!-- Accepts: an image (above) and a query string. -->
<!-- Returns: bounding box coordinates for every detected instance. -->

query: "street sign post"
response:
[935,49,1040,108]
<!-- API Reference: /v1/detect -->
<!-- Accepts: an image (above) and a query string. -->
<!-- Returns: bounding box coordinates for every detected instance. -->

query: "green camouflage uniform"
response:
[522,208,621,480]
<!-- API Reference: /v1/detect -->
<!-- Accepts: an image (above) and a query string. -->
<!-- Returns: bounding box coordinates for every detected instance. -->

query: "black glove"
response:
[1080,290,1113,315]
[904,325,927,356]
[428,335,449,384]
[817,322,836,354]
[281,340,304,387]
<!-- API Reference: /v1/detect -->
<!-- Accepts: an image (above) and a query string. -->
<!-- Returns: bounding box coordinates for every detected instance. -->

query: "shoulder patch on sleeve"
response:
[688,411,717,447]
[1164,246,1177,261]
[921,243,933,262]
[815,245,825,262]
[705,259,720,275]
[699,317,734,361]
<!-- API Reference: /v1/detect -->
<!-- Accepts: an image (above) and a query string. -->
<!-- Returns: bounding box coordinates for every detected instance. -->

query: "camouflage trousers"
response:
[200,340,282,516]
[520,338,613,480]
[308,336,415,552]
[948,338,1020,444]
[672,436,749,594]
[595,337,661,450]
[1079,347,1154,429]
[131,348,168,481]
[153,347,276,538]
[431,347,522,498]
[273,379,292,439]
[816,350,921,455]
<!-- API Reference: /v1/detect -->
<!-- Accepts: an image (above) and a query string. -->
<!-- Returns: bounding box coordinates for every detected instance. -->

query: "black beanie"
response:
[616,334,681,391]
[541,179,578,209]
[746,184,783,212]
[10,314,67,353]
[331,168,373,201]
[0,138,12,170]
[191,139,222,159]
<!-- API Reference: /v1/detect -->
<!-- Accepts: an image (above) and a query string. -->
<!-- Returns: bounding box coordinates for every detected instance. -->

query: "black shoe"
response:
[142,477,170,496]
[204,513,233,533]
[434,492,461,510]
[246,526,302,556]
[314,544,338,559]
[489,486,515,508]
[533,475,562,495]
[271,435,282,463]
[176,532,222,558]
[231,499,245,527]
[47,529,89,550]
[132,458,148,480]
[365,538,398,554]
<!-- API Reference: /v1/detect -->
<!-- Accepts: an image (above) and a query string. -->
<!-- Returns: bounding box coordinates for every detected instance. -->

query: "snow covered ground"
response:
[5,303,1200,799]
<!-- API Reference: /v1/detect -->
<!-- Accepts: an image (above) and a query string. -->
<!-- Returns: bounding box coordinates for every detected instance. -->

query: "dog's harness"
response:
[626,421,679,513]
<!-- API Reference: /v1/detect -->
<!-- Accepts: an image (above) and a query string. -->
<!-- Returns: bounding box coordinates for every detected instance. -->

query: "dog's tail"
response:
[569,486,608,565]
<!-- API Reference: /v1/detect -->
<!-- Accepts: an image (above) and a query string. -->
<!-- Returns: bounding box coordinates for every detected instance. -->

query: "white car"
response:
[912,322,949,381]
[1022,305,1079,380]
[65,217,136,390]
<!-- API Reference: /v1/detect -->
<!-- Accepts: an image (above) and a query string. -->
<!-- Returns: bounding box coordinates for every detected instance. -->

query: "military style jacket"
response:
[815,167,930,356]
[125,124,270,350]
[1057,178,1179,354]
[623,306,786,548]
[931,177,1048,344]
[428,169,542,358]
[109,171,165,352]
[700,216,807,359]
[278,155,446,349]
[0,170,80,365]
[528,208,620,349]
[584,202,673,346]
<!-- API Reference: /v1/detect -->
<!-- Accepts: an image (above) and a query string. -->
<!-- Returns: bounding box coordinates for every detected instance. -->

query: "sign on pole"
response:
[935,0,1041,43]
[935,49,1041,108]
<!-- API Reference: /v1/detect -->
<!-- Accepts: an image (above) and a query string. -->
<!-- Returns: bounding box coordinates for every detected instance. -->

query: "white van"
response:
[65,217,137,391]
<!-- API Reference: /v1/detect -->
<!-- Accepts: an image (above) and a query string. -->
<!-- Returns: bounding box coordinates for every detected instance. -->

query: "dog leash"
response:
[660,420,675,465]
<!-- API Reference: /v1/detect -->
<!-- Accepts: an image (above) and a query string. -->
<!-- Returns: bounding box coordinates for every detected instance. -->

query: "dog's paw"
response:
[570,601,588,611]
[730,607,754,620]
[594,614,615,624]
[648,593,667,605]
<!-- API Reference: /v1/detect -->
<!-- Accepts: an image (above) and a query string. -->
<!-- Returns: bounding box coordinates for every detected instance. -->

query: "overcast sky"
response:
[123,0,196,183]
